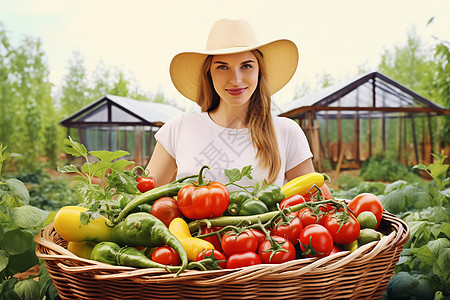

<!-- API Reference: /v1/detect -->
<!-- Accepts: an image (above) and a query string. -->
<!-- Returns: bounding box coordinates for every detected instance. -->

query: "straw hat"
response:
[169,18,299,102]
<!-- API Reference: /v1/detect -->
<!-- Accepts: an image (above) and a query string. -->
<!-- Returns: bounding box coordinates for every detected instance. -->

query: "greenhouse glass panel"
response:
[76,105,108,122]
[111,105,142,123]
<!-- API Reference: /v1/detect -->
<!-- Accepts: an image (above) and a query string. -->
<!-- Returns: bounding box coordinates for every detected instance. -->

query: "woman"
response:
[146,18,314,189]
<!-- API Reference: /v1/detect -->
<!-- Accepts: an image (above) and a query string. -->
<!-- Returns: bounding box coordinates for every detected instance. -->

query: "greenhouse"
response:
[60,94,184,166]
[279,71,450,172]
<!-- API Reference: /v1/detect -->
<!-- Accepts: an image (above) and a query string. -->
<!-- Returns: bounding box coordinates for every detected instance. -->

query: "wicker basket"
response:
[35,211,409,300]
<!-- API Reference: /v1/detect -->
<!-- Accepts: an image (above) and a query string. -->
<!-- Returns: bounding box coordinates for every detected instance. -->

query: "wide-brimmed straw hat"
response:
[169,18,299,102]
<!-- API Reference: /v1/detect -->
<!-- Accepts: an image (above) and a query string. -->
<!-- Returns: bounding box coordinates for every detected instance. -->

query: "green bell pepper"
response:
[227,190,269,216]
[254,184,285,210]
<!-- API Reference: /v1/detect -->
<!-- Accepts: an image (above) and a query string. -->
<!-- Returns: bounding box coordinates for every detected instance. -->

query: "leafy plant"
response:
[0,144,58,299]
[57,137,137,224]
[360,155,419,182]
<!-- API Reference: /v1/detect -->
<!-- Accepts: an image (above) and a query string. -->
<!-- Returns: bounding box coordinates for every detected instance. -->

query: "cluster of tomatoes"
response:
[143,179,384,269]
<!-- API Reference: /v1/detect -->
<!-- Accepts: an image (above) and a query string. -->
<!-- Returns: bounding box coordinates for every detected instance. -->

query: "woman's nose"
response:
[229,68,242,86]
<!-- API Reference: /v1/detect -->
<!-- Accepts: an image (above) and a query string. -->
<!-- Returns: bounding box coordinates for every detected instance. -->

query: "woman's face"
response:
[210,51,259,108]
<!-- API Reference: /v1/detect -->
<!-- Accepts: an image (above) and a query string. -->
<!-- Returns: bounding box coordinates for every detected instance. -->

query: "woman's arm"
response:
[145,141,177,187]
[284,157,315,182]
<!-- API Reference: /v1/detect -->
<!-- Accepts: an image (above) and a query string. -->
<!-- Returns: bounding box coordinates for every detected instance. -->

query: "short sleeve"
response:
[154,113,184,159]
[278,117,313,171]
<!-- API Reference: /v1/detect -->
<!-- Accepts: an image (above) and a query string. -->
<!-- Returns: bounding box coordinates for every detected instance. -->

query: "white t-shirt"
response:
[155,112,312,189]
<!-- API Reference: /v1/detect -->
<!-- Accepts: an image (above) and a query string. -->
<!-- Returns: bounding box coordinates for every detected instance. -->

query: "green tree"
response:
[7,36,56,171]
[60,50,91,116]
[0,23,14,149]
[378,28,434,100]
[432,41,450,147]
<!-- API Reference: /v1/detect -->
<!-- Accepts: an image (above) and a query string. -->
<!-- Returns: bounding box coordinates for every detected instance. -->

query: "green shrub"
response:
[360,155,419,182]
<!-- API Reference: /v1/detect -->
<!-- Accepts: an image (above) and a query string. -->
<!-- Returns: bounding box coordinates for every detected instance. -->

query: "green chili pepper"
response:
[110,212,188,275]
[114,181,188,225]
[254,184,285,210]
[90,241,183,273]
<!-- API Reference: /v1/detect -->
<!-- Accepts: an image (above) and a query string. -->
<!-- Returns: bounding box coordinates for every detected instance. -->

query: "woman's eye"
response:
[217,65,228,70]
[242,64,253,70]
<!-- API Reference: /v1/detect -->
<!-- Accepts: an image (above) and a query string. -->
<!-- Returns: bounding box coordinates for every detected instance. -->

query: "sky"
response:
[0,0,449,111]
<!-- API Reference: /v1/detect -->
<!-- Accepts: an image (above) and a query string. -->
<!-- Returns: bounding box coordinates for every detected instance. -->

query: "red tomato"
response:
[226,251,261,269]
[200,226,223,252]
[258,236,296,264]
[298,207,324,227]
[299,224,333,258]
[221,230,258,257]
[177,179,230,220]
[196,249,227,269]
[348,193,383,229]
[136,176,156,193]
[271,212,303,245]
[150,197,182,227]
[321,212,360,245]
[280,194,306,210]
[247,228,266,247]
[151,245,180,266]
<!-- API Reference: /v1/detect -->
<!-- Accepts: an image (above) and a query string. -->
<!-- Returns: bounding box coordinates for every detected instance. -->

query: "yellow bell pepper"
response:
[281,172,330,198]
[53,206,112,243]
[168,218,214,261]
[67,241,96,259]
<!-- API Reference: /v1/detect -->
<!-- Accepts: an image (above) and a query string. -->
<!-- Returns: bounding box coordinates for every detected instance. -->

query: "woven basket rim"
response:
[34,210,409,284]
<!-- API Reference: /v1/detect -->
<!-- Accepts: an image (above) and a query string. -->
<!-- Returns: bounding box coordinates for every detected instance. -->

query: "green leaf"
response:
[14,278,40,300]
[428,238,450,285]
[89,150,129,162]
[224,168,241,183]
[57,164,82,175]
[106,170,138,195]
[2,229,34,255]
[11,205,49,229]
[241,165,253,180]
[384,180,408,194]
[5,179,30,204]
[439,222,450,238]
[4,195,24,209]
[7,249,39,275]
[0,250,9,272]
[381,189,406,214]
[224,165,253,183]
[81,160,111,178]
[110,159,134,172]
[63,136,88,158]
[0,277,20,300]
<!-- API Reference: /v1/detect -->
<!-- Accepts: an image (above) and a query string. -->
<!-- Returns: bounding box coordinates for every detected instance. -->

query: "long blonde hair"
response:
[197,50,281,183]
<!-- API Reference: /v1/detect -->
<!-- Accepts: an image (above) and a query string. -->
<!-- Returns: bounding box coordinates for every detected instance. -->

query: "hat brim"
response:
[169,39,299,102]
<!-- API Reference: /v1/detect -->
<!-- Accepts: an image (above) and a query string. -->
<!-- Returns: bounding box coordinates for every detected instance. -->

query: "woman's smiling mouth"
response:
[226,88,247,96]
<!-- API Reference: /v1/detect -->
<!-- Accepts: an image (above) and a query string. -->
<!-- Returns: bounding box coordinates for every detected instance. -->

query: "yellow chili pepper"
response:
[281,172,330,198]
[168,218,214,261]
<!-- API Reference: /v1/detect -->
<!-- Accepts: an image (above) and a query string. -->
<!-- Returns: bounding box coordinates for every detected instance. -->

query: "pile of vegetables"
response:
[51,137,388,276]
